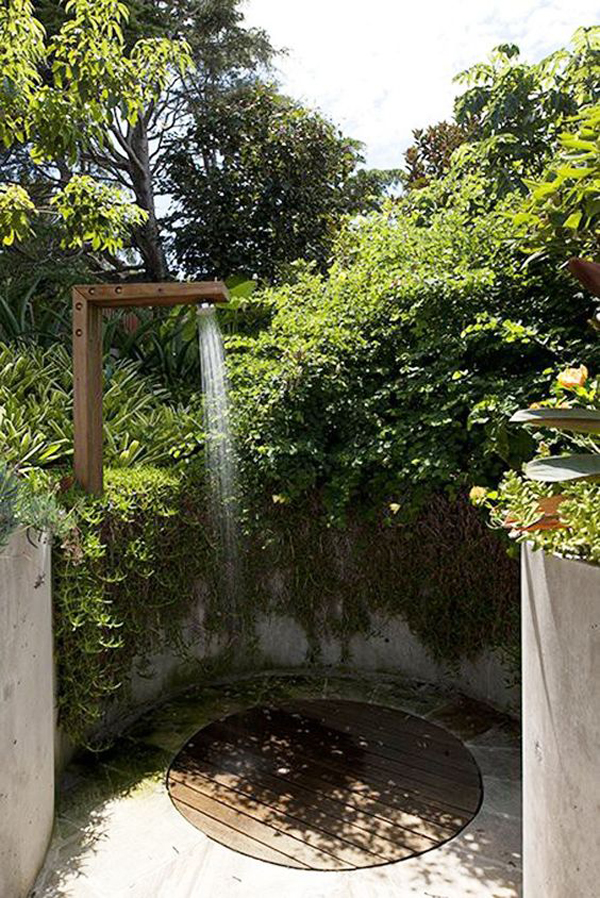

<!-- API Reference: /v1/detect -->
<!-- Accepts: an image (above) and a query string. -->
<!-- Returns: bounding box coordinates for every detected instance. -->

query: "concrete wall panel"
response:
[0,531,54,898]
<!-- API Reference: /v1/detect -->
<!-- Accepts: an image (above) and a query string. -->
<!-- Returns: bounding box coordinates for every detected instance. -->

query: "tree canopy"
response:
[165,83,400,280]
[0,0,189,267]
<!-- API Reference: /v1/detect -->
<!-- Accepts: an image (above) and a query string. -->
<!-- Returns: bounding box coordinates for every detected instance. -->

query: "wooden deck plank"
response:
[176,732,475,823]
[169,781,355,870]
[169,770,412,865]
[169,767,435,860]
[189,717,481,813]
[282,701,477,774]
[172,748,458,841]
[288,699,469,751]
[168,794,310,869]
[167,700,482,871]
[234,706,480,789]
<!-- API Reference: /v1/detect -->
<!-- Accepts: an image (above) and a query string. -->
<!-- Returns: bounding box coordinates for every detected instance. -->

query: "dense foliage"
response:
[0,342,205,469]
[450,30,599,196]
[2,25,599,737]
[226,186,599,523]
[165,83,400,280]
[0,0,189,257]
[1,0,395,293]
[516,103,600,260]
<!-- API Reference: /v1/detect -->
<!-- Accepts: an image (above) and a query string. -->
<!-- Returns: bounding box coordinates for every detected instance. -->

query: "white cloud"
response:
[243,0,599,168]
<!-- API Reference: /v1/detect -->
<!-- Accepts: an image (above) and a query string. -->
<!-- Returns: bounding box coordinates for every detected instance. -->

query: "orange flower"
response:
[557,365,588,389]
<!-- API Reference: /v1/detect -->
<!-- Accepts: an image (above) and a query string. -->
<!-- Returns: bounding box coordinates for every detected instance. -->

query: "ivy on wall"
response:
[244,491,520,669]
[52,466,519,740]
[53,464,220,739]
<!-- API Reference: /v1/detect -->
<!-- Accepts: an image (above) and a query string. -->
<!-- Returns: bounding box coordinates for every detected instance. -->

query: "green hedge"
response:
[228,182,600,523]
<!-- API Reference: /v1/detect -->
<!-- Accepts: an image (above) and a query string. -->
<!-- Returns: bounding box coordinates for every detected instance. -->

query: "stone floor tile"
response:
[469,747,522,782]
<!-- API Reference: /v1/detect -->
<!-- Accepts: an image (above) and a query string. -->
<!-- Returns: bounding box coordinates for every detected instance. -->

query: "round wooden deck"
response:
[166,699,483,870]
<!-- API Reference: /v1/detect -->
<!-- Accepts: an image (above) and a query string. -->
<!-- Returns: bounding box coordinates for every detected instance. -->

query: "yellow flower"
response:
[469,486,487,503]
[529,402,542,409]
[389,502,401,515]
[557,365,588,389]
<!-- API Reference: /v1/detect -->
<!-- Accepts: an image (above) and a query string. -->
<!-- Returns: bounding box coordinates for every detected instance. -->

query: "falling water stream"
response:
[197,304,242,627]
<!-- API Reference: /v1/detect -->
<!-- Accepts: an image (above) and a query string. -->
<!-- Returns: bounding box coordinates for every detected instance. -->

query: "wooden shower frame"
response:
[72,282,229,494]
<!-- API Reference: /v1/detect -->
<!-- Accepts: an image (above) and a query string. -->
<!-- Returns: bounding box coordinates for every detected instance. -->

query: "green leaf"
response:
[511,408,600,434]
[226,276,257,299]
[564,210,583,229]
[525,455,600,482]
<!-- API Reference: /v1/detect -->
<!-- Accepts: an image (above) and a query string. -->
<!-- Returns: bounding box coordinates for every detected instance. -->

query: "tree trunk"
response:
[128,119,169,282]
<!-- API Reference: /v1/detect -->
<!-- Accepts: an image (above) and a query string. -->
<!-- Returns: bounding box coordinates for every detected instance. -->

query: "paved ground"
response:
[32,673,522,898]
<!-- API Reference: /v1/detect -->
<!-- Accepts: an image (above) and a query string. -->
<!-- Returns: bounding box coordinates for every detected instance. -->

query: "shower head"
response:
[196,302,214,316]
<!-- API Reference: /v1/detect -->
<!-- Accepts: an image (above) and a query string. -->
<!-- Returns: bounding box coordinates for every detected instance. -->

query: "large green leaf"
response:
[226,276,257,300]
[525,454,600,482]
[511,407,600,434]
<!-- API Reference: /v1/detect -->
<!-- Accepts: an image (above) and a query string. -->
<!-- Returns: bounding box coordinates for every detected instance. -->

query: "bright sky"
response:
[243,0,599,170]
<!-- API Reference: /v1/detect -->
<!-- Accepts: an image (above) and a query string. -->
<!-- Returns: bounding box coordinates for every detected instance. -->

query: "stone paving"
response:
[32,673,522,898]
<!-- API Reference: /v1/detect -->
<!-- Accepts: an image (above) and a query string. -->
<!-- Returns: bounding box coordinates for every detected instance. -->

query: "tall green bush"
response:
[227,183,600,523]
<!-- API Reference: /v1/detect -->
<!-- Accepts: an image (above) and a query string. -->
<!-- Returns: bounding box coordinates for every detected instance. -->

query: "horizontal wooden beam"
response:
[74,281,229,308]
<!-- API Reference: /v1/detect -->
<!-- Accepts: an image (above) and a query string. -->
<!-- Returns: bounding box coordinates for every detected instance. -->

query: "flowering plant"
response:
[471,259,600,553]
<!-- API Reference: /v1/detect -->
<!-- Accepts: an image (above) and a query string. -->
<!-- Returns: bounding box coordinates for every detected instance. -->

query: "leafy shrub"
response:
[515,104,600,261]
[0,341,205,469]
[0,464,19,548]
[450,28,598,197]
[227,184,600,523]
[490,472,600,564]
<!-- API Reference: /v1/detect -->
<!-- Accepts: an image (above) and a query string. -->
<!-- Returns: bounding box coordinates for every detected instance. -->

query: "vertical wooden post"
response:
[72,289,103,494]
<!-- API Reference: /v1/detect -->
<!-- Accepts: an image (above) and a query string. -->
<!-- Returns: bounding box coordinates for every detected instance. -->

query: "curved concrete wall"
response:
[522,544,600,898]
[98,601,518,739]
[0,531,54,898]
[255,611,517,711]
